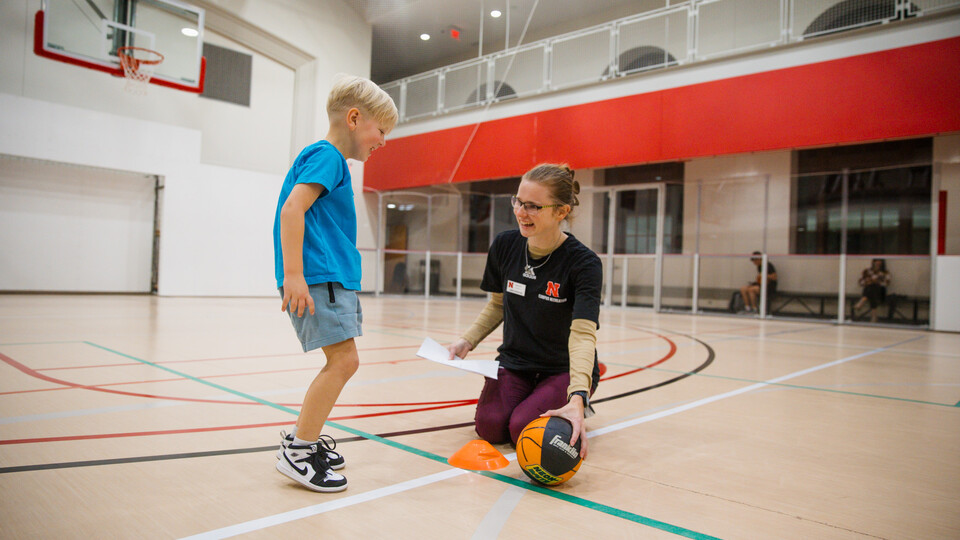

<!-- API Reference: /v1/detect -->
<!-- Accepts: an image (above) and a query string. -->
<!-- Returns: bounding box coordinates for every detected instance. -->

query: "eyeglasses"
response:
[510,196,562,216]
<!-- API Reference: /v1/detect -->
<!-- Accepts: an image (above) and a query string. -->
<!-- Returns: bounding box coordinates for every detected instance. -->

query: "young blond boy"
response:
[274,75,397,492]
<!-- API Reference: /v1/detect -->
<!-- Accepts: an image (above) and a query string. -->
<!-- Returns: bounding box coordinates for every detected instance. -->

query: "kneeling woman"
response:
[447,163,602,458]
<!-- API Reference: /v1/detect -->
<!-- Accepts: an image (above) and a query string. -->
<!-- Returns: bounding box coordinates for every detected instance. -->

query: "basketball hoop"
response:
[117,46,164,95]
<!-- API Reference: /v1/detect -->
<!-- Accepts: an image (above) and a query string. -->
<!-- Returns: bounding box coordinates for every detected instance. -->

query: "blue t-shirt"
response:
[273,141,361,290]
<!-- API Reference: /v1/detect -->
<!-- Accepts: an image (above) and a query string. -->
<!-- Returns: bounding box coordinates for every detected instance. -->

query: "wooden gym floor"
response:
[1,293,958,539]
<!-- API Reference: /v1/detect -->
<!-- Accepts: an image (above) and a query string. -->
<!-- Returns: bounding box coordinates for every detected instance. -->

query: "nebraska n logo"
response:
[538,281,567,303]
[545,281,561,298]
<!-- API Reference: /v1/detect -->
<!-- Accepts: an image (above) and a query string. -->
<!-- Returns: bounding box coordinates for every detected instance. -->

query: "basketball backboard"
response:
[35,0,206,93]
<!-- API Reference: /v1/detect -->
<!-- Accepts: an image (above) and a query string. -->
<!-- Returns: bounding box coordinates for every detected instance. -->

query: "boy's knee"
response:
[323,350,359,379]
[335,355,360,377]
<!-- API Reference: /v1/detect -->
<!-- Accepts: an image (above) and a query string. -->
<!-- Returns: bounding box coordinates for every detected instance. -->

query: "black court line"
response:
[0,422,474,474]
[593,328,716,404]
[4,328,715,474]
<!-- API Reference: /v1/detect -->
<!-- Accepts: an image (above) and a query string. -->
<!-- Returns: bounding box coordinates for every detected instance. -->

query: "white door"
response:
[0,155,156,292]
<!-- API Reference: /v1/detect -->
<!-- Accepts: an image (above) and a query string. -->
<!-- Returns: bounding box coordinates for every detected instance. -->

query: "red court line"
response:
[600,333,678,382]
[0,401,478,445]
[0,329,677,446]
[0,352,252,405]
[602,334,670,345]
[0,351,477,409]
[36,344,426,372]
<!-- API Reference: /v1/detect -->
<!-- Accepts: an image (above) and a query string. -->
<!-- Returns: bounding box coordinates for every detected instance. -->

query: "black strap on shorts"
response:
[327,282,336,304]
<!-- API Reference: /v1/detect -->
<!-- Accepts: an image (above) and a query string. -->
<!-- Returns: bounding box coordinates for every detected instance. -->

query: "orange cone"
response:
[447,439,509,470]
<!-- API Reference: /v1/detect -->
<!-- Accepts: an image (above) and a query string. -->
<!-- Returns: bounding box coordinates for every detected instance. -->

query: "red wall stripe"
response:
[366,36,960,191]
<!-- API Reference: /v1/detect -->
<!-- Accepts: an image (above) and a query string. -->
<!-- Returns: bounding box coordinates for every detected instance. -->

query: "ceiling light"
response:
[181,27,199,37]
[420,33,430,40]
[490,10,502,18]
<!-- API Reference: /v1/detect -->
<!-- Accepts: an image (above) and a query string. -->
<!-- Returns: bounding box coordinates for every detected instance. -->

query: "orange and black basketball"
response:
[516,416,583,485]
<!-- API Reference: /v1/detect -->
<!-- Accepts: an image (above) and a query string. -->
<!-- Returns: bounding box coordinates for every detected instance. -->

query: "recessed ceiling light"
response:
[490,10,502,18]
[181,27,199,37]
[420,33,430,40]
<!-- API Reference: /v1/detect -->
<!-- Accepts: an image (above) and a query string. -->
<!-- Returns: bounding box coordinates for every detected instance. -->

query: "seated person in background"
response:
[740,251,777,313]
[854,258,891,323]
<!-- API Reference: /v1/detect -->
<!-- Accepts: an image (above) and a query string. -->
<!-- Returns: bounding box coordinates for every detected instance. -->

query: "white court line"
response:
[179,335,922,539]
[471,485,528,540]
[179,469,467,540]
[588,334,925,438]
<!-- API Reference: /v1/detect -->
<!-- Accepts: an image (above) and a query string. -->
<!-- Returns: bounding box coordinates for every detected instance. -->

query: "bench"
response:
[771,291,928,323]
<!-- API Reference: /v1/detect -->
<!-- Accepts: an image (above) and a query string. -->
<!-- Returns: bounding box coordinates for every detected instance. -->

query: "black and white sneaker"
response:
[276,431,345,470]
[276,443,347,492]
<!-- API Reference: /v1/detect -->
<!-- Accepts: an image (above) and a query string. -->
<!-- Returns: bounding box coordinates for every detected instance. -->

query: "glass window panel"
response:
[828,208,842,231]
[493,195,515,236]
[912,206,930,228]
[882,207,900,228]
[467,194,491,253]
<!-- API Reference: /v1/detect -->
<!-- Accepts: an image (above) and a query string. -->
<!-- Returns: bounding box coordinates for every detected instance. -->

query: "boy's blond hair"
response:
[327,74,398,132]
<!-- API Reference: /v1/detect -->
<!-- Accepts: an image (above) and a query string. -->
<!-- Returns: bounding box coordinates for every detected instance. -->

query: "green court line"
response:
[619,364,958,408]
[83,341,719,540]
[474,469,721,539]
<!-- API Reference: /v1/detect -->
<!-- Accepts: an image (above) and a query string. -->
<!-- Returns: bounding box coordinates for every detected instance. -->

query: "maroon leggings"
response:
[474,367,570,445]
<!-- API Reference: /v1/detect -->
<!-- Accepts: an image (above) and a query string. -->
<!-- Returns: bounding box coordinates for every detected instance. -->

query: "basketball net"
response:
[117,47,164,95]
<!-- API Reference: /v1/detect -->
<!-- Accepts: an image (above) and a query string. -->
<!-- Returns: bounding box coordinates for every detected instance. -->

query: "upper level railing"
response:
[382,0,959,124]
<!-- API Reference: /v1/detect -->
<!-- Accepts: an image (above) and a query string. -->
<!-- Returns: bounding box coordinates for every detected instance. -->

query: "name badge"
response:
[506,280,526,296]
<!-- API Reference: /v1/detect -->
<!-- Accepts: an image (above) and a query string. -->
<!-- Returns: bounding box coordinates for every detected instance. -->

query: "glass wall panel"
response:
[696,255,742,314]
[494,45,545,99]
[492,194,516,236]
[405,74,440,119]
[661,254,695,311]
[382,193,428,295]
[845,255,930,325]
[381,82,401,116]
[696,176,769,316]
[697,0,782,58]
[768,255,840,320]
[460,252,488,297]
[792,0,897,40]
[616,254,656,308]
[550,28,611,90]
[429,194,460,295]
[698,177,766,255]
[359,247,379,293]
[444,60,485,112]
[431,253,459,297]
[617,8,688,74]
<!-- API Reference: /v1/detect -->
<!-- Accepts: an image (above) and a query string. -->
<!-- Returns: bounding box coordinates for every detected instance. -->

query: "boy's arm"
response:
[280,183,325,316]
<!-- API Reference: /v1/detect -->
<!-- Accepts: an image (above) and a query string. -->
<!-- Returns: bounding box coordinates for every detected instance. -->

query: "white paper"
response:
[416,337,499,379]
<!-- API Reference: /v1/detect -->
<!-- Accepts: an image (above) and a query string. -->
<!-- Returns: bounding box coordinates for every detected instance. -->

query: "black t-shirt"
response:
[480,230,603,377]
[755,262,777,293]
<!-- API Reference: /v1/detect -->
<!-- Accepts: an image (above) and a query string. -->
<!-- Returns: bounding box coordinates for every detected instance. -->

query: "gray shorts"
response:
[280,282,362,352]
